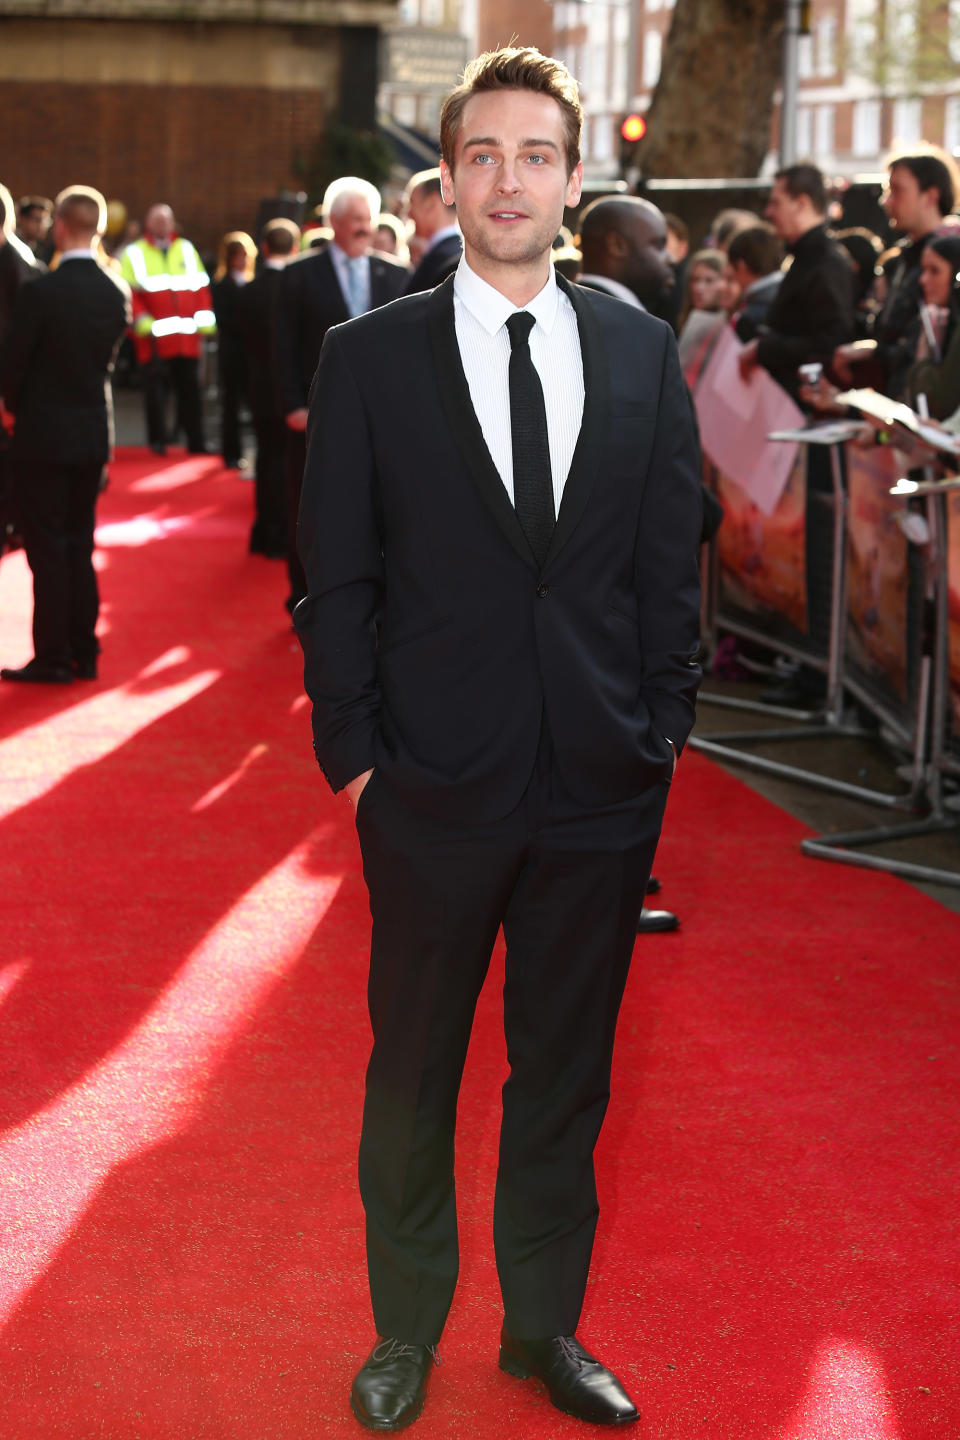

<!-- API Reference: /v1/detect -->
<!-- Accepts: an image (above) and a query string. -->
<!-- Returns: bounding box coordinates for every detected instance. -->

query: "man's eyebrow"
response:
[460,136,562,153]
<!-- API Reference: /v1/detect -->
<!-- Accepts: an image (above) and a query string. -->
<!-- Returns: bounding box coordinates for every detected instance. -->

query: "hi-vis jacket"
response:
[120,235,216,362]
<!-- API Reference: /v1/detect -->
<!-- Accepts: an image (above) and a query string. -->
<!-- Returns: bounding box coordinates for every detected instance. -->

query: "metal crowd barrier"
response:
[801,474,960,889]
[692,436,930,811]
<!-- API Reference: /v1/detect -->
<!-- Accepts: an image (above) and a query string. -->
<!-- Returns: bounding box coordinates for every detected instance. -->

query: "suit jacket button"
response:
[536,583,549,598]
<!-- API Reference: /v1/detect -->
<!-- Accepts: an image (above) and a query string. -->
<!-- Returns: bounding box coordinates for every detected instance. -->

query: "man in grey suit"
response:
[0,186,129,683]
[274,177,406,612]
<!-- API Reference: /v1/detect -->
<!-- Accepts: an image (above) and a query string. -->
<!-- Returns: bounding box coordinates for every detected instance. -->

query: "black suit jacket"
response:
[238,265,284,418]
[756,224,855,394]
[275,247,407,415]
[295,273,702,824]
[0,256,130,465]
[403,232,463,295]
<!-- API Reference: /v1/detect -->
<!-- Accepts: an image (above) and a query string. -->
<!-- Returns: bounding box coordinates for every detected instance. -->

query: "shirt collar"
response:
[59,248,97,263]
[330,241,367,268]
[425,223,461,255]
[577,273,645,309]
[454,253,561,336]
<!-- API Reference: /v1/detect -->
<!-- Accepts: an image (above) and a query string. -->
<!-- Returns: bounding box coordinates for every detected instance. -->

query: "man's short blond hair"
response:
[55,185,107,236]
[440,47,582,175]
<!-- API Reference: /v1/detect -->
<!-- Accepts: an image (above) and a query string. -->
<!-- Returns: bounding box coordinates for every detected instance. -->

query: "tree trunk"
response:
[636,0,785,179]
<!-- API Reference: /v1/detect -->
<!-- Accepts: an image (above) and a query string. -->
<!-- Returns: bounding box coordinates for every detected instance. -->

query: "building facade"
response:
[0,0,395,253]
[472,0,960,179]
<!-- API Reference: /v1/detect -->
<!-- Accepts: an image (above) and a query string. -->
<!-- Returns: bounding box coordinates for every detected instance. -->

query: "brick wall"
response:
[1,80,330,257]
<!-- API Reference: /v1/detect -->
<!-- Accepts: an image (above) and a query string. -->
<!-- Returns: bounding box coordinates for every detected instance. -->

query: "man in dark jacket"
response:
[401,168,462,294]
[739,163,854,398]
[238,218,301,558]
[739,165,855,707]
[0,186,130,683]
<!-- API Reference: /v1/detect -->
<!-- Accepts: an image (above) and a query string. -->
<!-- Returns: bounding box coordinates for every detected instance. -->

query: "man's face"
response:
[618,207,673,311]
[331,195,375,258]
[764,179,804,243]
[405,185,435,239]
[440,89,582,276]
[883,165,933,237]
[146,206,174,242]
[18,207,50,245]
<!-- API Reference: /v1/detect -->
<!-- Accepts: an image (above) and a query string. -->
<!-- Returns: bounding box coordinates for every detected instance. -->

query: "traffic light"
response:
[619,113,647,179]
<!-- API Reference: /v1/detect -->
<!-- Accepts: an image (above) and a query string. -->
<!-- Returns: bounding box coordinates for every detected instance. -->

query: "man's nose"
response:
[496,164,522,192]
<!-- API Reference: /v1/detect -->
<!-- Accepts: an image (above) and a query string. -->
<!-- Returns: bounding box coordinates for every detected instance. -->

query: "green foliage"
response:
[296,122,397,212]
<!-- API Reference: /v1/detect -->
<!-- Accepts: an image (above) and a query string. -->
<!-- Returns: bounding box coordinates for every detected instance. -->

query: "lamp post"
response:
[780,0,802,167]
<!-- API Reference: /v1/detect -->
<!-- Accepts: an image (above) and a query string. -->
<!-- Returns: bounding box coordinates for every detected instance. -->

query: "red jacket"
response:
[120,234,216,362]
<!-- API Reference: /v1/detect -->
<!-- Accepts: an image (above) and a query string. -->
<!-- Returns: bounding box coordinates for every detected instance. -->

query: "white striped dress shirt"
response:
[452,257,584,512]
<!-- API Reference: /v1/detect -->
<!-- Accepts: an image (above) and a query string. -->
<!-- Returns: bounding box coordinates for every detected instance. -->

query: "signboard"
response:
[844,445,910,707]
[948,491,960,745]
[383,28,469,89]
[714,449,808,636]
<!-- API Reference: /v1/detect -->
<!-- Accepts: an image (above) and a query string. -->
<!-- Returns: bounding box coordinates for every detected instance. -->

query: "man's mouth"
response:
[489,210,528,221]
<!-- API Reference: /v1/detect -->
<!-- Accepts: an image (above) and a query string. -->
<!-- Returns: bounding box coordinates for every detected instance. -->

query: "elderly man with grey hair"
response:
[274,175,407,614]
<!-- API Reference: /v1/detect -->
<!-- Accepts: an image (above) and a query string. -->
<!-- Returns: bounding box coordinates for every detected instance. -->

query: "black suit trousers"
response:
[250,412,287,554]
[15,459,102,666]
[142,354,205,451]
[285,428,307,607]
[354,731,669,1345]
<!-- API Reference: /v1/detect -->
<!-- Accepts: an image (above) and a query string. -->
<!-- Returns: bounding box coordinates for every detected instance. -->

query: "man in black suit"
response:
[401,167,462,294]
[0,186,130,684]
[296,49,701,1431]
[275,177,406,612]
[238,217,301,559]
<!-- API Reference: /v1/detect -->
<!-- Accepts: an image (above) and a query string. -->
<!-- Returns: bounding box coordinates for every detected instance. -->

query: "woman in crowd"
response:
[211,230,256,468]
[905,231,960,419]
[678,248,727,375]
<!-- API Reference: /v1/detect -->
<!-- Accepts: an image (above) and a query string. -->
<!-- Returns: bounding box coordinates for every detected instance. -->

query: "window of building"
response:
[420,0,443,25]
[816,15,837,76]
[945,94,960,150]
[393,93,417,127]
[797,106,813,158]
[398,0,418,22]
[950,0,960,63]
[593,113,614,162]
[613,5,630,108]
[798,33,814,79]
[852,98,881,157]
[892,96,923,145]
[642,28,662,90]
[815,103,835,157]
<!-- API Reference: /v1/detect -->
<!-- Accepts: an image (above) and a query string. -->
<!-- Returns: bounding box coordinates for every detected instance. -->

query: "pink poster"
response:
[715,450,808,634]
[947,492,960,739]
[844,445,909,705]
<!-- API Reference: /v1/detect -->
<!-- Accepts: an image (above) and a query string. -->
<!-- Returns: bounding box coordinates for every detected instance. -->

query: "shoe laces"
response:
[373,1338,442,1367]
[555,1335,584,1369]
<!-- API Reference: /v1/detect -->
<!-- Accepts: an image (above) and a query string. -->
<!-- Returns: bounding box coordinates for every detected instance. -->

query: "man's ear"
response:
[439,160,456,209]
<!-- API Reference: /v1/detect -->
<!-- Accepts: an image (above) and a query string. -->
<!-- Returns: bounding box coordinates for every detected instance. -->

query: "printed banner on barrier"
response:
[948,492,960,742]
[715,450,808,635]
[845,445,910,706]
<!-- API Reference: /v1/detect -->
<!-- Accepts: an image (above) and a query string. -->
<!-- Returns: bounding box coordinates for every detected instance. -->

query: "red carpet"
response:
[0,448,958,1439]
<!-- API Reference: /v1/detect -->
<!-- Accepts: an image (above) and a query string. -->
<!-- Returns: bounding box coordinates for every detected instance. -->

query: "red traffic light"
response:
[620,114,646,143]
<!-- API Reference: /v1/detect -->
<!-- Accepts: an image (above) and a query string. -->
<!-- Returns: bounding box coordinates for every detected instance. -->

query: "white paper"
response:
[695,326,805,515]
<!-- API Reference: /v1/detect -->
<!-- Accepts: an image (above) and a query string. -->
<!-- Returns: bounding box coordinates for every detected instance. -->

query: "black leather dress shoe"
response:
[350,1337,439,1431]
[1,660,74,684]
[637,906,679,934]
[73,657,98,680]
[645,875,661,895]
[499,1329,639,1425]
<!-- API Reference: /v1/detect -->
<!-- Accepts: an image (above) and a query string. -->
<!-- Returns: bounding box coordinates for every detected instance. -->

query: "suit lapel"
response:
[428,276,535,569]
[547,273,610,565]
[426,269,611,572]
[317,249,349,325]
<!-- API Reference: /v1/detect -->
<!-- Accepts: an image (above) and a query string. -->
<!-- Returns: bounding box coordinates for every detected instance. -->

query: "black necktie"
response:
[505,311,555,568]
